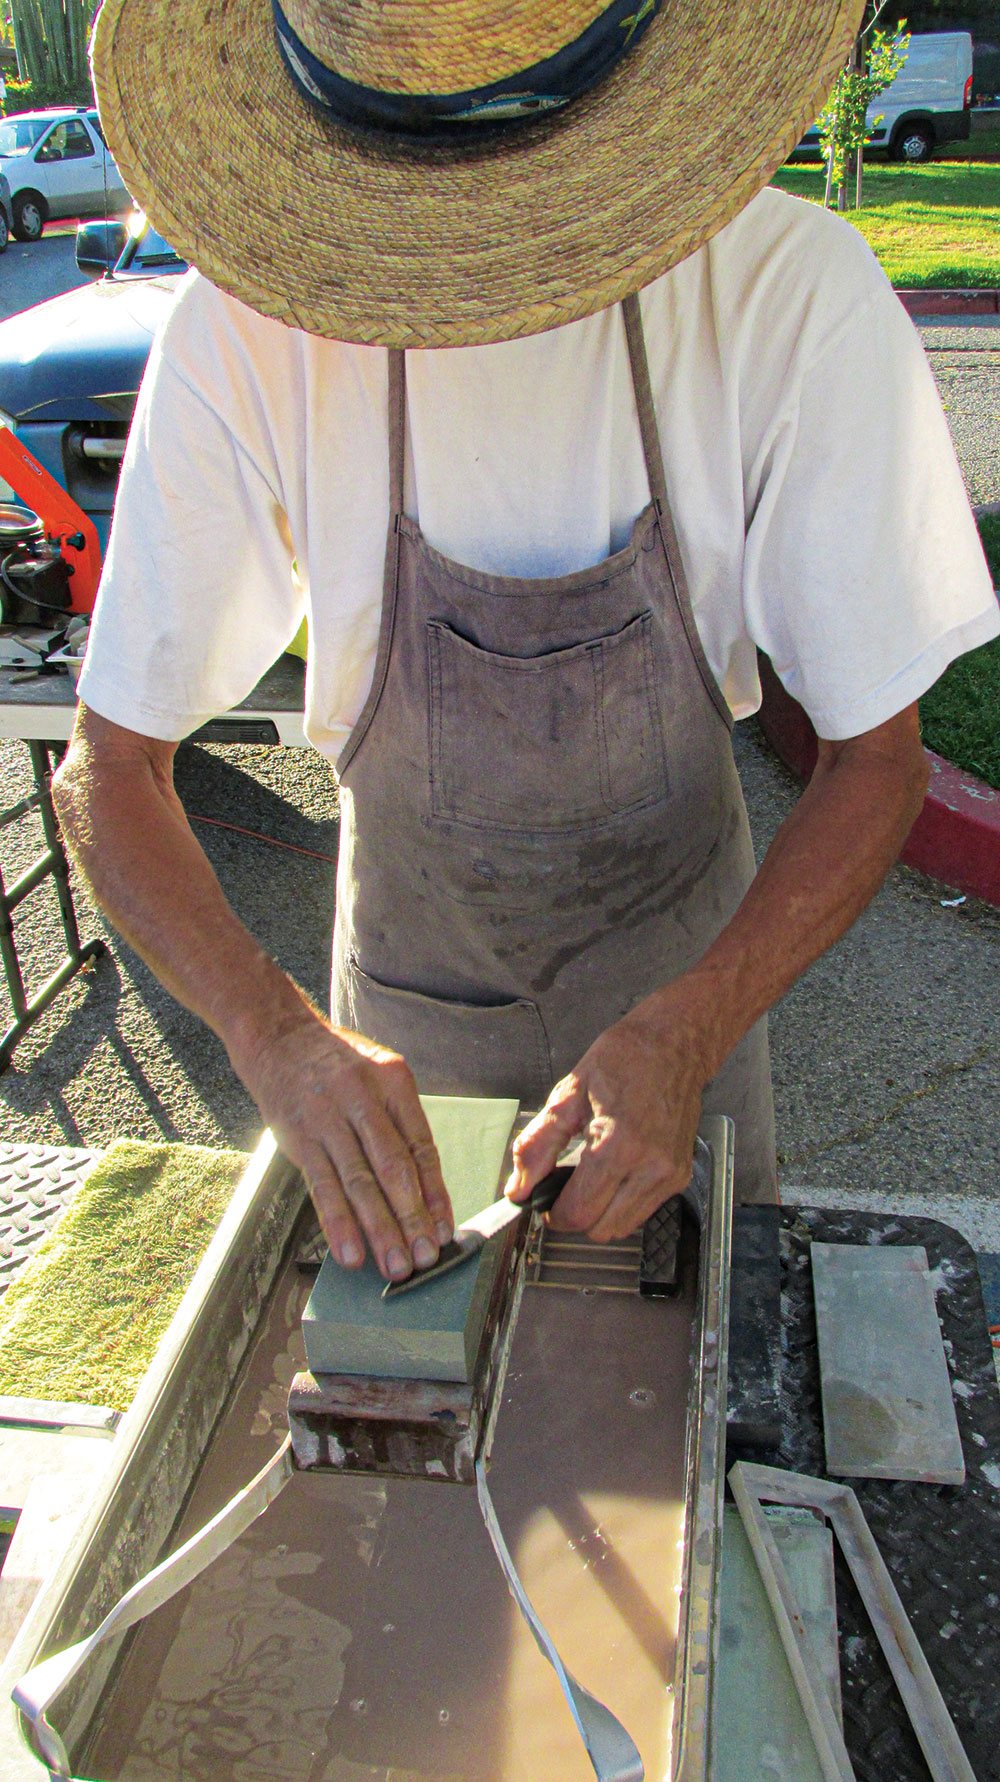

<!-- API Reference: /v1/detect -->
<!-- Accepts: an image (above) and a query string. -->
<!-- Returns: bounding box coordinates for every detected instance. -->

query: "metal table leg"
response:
[0,740,104,1070]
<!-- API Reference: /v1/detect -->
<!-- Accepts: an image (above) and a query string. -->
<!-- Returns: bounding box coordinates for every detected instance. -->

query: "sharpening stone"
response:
[716,1505,841,1782]
[811,1242,965,1486]
[301,1095,519,1384]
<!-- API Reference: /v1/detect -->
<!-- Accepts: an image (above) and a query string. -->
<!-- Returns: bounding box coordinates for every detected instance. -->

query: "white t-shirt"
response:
[79,188,998,752]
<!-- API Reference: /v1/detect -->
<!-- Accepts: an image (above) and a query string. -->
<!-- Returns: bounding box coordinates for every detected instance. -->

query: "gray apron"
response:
[332,295,777,1204]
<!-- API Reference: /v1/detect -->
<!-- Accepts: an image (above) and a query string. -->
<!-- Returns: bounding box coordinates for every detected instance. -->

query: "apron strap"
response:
[476,1456,644,1781]
[387,346,406,519]
[622,293,669,519]
[623,292,733,731]
[335,345,409,780]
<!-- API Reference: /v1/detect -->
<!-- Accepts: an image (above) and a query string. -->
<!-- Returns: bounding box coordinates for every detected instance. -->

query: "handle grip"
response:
[528,1163,575,1215]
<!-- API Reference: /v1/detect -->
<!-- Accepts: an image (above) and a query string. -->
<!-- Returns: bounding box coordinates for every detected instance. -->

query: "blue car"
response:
[0,216,186,552]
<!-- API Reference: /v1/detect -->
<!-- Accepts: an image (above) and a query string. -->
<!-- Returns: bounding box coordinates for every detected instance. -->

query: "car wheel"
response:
[12,192,45,242]
[0,210,9,255]
[893,124,934,163]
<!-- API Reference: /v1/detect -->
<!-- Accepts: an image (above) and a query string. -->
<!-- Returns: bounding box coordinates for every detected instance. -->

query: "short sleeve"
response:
[741,278,998,741]
[77,342,302,741]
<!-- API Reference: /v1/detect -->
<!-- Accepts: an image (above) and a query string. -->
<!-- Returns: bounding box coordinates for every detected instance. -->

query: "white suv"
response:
[0,107,129,241]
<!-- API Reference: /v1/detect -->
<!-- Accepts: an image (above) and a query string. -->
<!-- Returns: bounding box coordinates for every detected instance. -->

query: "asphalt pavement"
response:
[919,315,1000,507]
[0,232,996,1266]
[0,229,88,324]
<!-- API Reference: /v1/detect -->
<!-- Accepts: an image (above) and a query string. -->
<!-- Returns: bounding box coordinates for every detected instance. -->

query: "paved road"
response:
[918,317,1000,508]
[0,232,995,1268]
[0,229,88,324]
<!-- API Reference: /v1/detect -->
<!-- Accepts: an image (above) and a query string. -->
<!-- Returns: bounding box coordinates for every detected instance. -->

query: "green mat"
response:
[0,1140,247,1413]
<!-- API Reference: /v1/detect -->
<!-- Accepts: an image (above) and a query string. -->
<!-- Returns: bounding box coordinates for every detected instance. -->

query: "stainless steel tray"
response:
[0,1116,732,1781]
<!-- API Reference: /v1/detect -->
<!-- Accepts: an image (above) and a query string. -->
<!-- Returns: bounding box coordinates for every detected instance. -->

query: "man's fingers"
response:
[379,1062,454,1241]
[507,1075,589,1199]
[354,1096,444,1268]
[583,1167,681,1243]
[544,1141,623,1234]
[546,1136,688,1241]
[237,1017,453,1273]
[297,1140,366,1269]
[332,1121,420,1282]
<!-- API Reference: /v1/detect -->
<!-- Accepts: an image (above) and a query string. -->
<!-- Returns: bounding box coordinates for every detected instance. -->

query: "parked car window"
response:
[87,112,107,146]
[62,120,96,159]
[37,119,94,162]
[0,118,48,155]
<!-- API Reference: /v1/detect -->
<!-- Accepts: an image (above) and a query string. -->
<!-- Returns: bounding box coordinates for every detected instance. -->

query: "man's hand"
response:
[507,990,707,1240]
[231,1009,453,1278]
[53,705,453,1282]
[507,703,928,1240]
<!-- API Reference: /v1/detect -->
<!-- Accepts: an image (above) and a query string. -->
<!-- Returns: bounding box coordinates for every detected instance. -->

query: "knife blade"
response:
[381,1164,573,1299]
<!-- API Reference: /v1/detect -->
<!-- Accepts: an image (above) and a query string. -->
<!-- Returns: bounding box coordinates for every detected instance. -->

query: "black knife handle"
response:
[528,1164,575,1214]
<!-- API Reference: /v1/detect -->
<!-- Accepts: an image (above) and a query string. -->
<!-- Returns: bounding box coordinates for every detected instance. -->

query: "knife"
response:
[382,1164,573,1299]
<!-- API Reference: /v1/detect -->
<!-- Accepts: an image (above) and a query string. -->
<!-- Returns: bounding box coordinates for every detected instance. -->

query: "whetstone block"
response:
[811,1241,965,1485]
[302,1095,519,1384]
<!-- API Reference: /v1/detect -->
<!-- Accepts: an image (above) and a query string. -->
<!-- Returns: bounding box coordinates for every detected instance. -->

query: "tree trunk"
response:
[10,0,93,93]
[9,10,27,81]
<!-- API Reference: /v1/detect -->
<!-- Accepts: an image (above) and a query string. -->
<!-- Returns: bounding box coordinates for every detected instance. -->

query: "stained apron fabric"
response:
[332,295,776,1203]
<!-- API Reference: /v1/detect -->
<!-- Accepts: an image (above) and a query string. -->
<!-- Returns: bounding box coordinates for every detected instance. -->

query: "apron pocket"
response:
[345,958,553,1108]
[427,612,667,833]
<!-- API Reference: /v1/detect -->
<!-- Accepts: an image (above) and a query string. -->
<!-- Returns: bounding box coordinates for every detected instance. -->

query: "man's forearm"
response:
[647,702,930,1075]
[53,705,454,1279]
[53,709,308,1059]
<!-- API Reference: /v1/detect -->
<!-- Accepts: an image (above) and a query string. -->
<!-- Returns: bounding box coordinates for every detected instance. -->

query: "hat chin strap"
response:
[272,0,660,140]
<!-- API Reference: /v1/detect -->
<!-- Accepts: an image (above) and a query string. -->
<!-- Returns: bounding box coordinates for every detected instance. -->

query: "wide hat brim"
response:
[92,0,862,348]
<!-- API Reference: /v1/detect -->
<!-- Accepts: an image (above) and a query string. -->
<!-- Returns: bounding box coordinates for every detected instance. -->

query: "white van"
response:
[0,107,129,241]
[796,31,974,163]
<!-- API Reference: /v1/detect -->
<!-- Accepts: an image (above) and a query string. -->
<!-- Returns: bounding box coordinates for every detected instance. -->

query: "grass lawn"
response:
[771,159,1000,288]
[919,516,1000,790]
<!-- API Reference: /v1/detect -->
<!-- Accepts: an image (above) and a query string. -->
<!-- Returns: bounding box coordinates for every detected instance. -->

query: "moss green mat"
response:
[0,1140,247,1413]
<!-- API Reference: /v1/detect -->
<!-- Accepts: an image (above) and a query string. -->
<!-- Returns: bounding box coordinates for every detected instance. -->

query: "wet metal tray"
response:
[0,1118,734,1781]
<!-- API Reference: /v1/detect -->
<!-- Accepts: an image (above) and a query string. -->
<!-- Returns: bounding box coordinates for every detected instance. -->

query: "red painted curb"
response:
[755,655,1000,908]
[907,754,1000,903]
[897,289,1000,317]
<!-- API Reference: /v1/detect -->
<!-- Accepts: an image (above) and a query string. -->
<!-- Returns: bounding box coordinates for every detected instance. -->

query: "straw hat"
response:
[92,0,862,348]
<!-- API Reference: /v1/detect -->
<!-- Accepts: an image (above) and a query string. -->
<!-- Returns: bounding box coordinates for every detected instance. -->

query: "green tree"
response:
[818,22,910,210]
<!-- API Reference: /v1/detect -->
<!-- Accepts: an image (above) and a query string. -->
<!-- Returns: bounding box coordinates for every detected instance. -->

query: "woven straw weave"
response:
[286,0,612,90]
[92,0,863,347]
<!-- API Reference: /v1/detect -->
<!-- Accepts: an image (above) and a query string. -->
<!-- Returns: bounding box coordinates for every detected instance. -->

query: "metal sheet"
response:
[811,1243,964,1486]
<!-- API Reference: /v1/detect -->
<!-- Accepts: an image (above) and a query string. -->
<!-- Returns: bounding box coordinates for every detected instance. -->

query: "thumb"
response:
[506,1075,589,1200]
